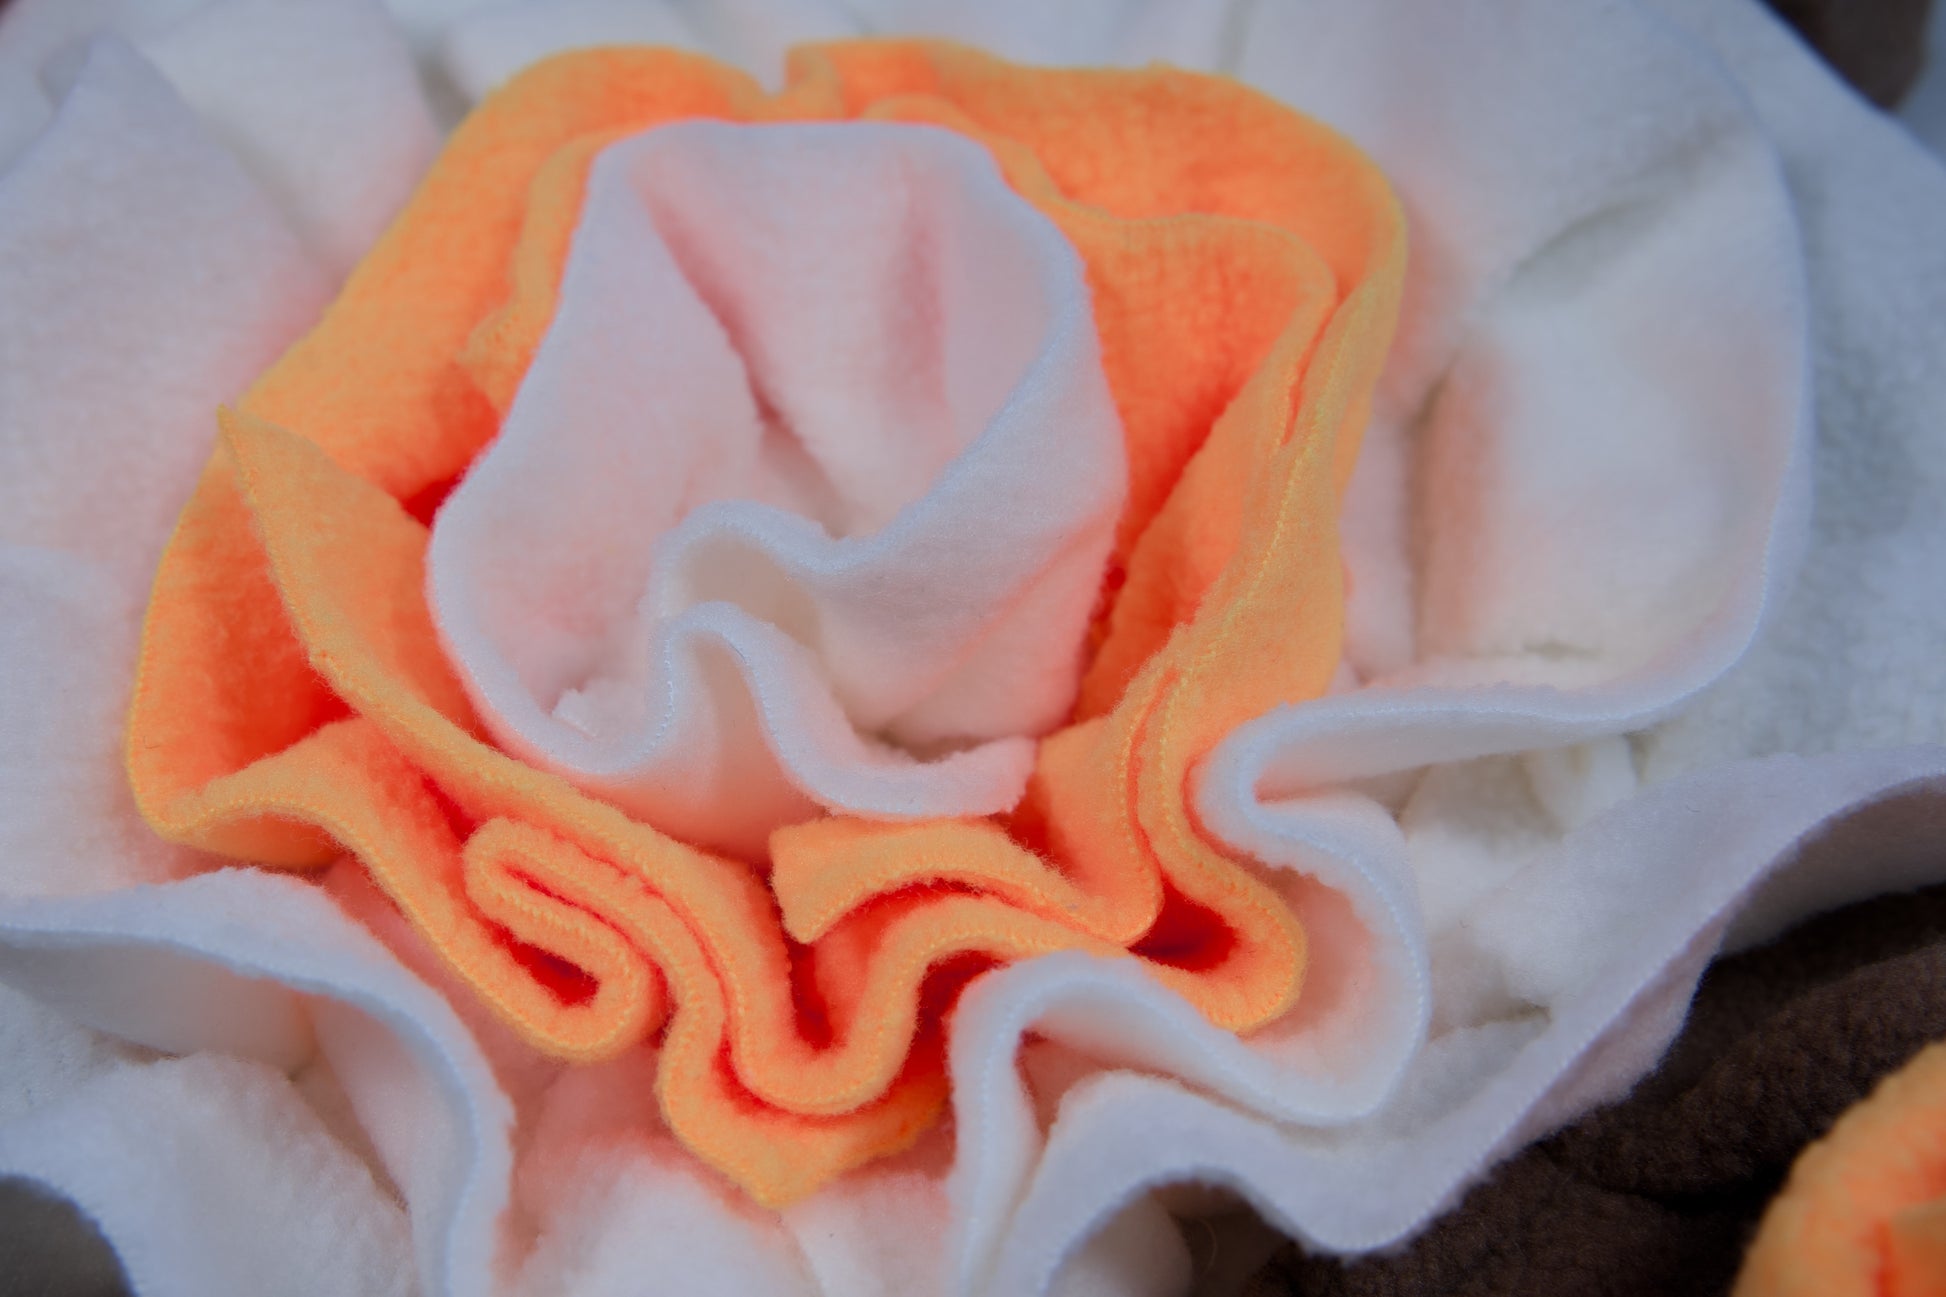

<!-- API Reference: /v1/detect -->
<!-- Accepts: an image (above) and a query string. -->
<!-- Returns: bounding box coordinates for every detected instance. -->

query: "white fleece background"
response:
[0,1,1941,1295]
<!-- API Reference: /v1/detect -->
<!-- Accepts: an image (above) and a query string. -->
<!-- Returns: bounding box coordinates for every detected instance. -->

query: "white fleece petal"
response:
[1637,0,1946,777]
[427,120,1125,857]
[139,0,439,276]
[0,981,140,1126]
[1233,0,1807,759]
[439,0,709,101]
[0,871,515,1297]
[0,35,328,591]
[2,0,438,244]
[956,750,1946,1292]
[508,1054,820,1297]
[939,788,1430,1297]
[0,0,207,163]
[0,1054,415,1297]
[0,36,327,909]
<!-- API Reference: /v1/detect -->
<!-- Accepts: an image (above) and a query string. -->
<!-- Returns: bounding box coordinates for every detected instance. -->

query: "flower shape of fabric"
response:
[4,1,1946,1294]
[121,39,1405,1204]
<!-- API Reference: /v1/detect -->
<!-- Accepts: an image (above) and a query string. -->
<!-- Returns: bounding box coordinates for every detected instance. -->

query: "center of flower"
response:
[424,121,1127,858]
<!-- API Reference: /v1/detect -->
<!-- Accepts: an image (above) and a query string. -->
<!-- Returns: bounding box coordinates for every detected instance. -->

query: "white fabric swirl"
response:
[0,0,1943,1295]
[425,120,1124,858]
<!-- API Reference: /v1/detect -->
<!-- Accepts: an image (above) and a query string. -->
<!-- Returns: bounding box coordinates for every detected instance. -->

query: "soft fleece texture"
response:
[118,41,1414,1205]
[426,119,1124,857]
[1242,856,1946,1297]
[1735,1036,1946,1294]
[0,0,1943,1295]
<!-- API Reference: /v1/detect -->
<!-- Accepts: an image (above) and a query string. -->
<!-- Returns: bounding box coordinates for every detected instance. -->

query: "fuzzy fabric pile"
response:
[0,1,1942,1295]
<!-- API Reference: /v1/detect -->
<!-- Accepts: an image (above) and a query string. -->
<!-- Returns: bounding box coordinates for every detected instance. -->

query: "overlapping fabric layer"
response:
[427,118,1125,855]
[119,39,1407,1203]
[1,0,1944,1294]
[1245,869,1946,1296]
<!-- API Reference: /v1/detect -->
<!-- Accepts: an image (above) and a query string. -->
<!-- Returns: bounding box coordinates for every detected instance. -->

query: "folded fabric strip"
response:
[1242,851,1946,1297]
[0,870,514,1297]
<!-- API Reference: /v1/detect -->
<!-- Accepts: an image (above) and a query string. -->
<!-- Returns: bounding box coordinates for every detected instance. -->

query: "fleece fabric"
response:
[426,119,1126,857]
[1242,861,1946,1297]
[1735,1033,1946,1295]
[758,3,1946,1284]
[0,1,1941,1295]
[1904,2,1946,149]
[119,41,1412,1205]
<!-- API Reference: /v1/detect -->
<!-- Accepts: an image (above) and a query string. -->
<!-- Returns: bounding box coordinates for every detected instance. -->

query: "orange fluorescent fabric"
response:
[1737,1041,1946,1297]
[125,42,1405,1204]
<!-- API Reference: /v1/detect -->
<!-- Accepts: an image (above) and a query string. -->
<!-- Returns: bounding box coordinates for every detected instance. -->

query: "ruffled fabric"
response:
[0,0,1942,1293]
[120,41,1411,1204]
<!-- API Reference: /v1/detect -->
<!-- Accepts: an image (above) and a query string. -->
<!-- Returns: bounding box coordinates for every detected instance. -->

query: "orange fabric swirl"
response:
[125,41,1404,1203]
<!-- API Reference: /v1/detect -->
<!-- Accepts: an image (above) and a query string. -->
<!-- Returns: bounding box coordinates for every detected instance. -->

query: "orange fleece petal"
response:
[1737,1041,1946,1297]
[126,42,1404,1203]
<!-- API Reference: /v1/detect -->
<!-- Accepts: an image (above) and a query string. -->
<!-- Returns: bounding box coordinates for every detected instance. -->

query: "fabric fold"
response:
[425,119,1124,858]
[942,752,1946,1295]
[116,41,1413,1204]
